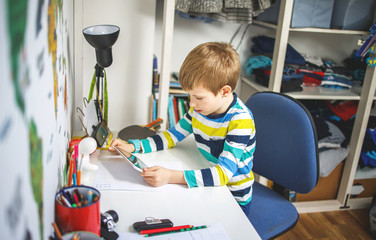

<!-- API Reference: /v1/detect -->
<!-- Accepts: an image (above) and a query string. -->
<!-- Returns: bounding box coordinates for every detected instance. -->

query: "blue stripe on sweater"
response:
[194,134,224,158]
[201,168,214,186]
[234,163,253,176]
[152,134,164,151]
[231,186,252,197]
[227,134,253,145]
[168,127,185,142]
[203,111,240,122]
[218,156,238,174]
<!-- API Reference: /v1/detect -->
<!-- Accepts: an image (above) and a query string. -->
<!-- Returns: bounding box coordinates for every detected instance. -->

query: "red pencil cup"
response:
[55,185,101,236]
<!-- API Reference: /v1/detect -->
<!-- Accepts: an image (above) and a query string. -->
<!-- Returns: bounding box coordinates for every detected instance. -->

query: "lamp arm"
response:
[88,71,96,102]
[103,68,108,124]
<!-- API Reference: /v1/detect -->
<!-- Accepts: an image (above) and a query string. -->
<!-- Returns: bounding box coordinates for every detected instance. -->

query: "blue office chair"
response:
[245,92,319,240]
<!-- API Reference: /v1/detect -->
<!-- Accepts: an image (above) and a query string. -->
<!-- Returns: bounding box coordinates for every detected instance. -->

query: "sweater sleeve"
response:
[129,109,194,153]
[183,114,256,188]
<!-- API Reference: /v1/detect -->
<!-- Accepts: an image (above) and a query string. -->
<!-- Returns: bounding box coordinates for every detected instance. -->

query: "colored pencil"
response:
[141,225,193,235]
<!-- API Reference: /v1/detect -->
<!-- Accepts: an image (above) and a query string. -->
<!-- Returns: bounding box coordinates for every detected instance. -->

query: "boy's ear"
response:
[221,85,232,97]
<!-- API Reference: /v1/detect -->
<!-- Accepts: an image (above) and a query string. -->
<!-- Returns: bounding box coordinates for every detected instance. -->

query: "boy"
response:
[109,42,256,215]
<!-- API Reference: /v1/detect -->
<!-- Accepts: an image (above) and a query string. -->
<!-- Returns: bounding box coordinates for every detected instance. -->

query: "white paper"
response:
[84,99,99,136]
[117,223,231,240]
[93,156,187,192]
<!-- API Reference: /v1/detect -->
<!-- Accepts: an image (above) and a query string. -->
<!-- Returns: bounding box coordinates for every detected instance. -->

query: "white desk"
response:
[91,136,261,239]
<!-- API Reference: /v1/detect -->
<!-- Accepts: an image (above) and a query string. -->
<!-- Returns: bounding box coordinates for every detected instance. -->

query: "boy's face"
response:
[187,84,232,116]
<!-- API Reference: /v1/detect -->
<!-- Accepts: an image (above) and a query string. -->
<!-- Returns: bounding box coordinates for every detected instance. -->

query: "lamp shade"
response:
[83,24,120,68]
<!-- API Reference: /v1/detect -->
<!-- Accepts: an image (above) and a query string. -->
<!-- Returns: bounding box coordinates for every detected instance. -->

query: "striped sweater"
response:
[129,93,256,205]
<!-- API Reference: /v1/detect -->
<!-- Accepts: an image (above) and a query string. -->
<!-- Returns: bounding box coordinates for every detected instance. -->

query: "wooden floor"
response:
[276,209,375,240]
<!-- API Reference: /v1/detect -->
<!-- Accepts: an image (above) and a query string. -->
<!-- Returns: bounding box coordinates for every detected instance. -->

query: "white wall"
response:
[74,0,156,132]
[1,0,74,239]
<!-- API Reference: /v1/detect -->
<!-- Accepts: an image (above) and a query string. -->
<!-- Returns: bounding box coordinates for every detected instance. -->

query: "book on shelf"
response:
[167,95,176,128]
[150,56,189,128]
[152,71,188,99]
[167,95,190,128]
[177,97,186,120]
[153,54,159,85]
[173,96,179,124]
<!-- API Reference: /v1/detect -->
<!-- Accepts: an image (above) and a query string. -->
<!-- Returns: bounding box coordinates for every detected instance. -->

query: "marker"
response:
[74,189,82,202]
[141,225,193,235]
[68,159,73,186]
[77,170,81,185]
[61,191,72,206]
[87,190,93,205]
[73,191,81,207]
[65,190,75,204]
[73,173,77,186]
[56,198,64,206]
[93,194,100,203]
[60,195,72,207]
[145,225,208,237]
[77,154,83,185]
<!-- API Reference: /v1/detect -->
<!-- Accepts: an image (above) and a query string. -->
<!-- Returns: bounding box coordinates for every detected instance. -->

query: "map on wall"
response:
[0,0,73,239]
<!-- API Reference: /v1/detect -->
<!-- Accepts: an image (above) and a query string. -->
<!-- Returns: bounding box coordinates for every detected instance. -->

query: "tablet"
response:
[113,146,148,172]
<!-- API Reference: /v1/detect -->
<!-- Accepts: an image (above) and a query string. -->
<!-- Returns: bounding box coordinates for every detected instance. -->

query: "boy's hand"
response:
[141,167,186,187]
[108,138,135,153]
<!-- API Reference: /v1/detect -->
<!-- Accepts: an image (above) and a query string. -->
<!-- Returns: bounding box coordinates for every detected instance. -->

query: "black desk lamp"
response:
[83,24,120,125]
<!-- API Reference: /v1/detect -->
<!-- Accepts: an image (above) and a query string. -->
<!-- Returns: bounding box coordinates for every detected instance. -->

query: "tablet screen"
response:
[113,146,148,172]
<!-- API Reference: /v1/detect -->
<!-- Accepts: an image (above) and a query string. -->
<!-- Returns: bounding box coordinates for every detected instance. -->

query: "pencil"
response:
[77,154,83,185]
[68,159,73,187]
[52,222,63,240]
[88,190,93,205]
[60,195,72,207]
[141,225,193,235]
[145,225,208,237]
[77,170,81,185]
[73,145,79,186]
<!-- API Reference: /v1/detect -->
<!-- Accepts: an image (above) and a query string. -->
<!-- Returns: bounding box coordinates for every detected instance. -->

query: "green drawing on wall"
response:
[6,0,28,113]
[29,119,43,239]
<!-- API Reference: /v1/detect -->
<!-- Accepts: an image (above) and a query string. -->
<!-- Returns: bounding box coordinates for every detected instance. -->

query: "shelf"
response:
[294,198,372,213]
[355,166,376,180]
[246,0,376,212]
[252,20,369,35]
[241,76,364,100]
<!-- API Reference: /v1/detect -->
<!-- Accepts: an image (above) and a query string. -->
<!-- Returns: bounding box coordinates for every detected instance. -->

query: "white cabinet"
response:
[241,0,376,212]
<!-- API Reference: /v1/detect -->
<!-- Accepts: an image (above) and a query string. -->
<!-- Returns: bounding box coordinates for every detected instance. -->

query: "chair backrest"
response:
[246,92,319,194]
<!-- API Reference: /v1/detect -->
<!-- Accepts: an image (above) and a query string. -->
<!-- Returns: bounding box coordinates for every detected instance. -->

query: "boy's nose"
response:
[189,100,196,108]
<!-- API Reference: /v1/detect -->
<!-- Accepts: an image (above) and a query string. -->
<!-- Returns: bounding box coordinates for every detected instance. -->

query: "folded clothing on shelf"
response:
[253,67,303,93]
[251,36,306,65]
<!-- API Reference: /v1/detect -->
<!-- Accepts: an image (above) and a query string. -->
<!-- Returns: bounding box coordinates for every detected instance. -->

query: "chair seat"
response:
[248,182,299,240]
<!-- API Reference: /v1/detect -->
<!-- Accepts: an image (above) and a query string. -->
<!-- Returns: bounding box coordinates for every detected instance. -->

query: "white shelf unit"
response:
[157,0,175,130]
[241,0,376,212]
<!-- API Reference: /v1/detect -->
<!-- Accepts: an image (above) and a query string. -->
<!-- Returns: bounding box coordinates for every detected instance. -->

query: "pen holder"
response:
[55,185,101,236]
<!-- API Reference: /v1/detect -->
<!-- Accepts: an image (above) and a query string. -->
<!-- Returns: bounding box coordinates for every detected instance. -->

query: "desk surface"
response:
[92,136,260,239]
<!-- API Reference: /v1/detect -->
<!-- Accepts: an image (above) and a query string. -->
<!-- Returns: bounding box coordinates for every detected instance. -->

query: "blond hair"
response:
[179,42,240,94]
